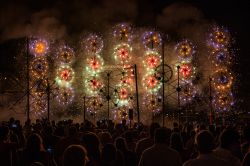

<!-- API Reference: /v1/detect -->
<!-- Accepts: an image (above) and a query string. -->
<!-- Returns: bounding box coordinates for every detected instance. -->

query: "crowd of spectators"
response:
[1,117,250,166]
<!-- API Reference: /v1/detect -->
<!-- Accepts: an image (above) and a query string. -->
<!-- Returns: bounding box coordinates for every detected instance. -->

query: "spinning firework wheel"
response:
[155,64,173,83]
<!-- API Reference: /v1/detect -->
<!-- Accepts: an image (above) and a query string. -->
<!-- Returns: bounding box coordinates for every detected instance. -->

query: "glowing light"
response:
[56,87,75,106]
[29,38,49,57]
[212,68,233,91]
[56,65,75,87]
[30,57,48,79]
[85,76,103,94]
[30,94,47,117]
[121,76,134,87]
[213,91,234,112]
[143,51,161,69]
[143,93,162,113]
[113,43,132,64]
[143,73,162,93]
[114,84,132,106]
[175,40,196,61]
[86,55,104,74]
[86,96,103,113]
[211,49,231,66]
[207,26,230,49]
[142,31,162,50]
[113,106,129,122]
[178,63,193,79]
[180,83,200,104]
[113,23,132,41]
[57,45,75,64]
[84,34,103,54]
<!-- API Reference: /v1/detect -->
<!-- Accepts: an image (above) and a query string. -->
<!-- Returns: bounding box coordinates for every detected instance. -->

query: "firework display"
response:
[113,43,132,65]
[30,96,47,117]
[29,38,50,118]
[178,62,195,80]
[24,23,236,122]
[179,82,200,105]
[143,93,162,113]
[83,33,105,116]
[55,65,75,88]
[57,45,75,64]
[29,38,49,57]
[55,87,75,106]
[213,91,234,112]
[86,55,104,74]
[112,106,129,122]
[86,96,103,113]
[113,84,133,106]
[84,34,104,54]
[175,40,196,61]
[212,68,233,91]
[208,26,231,49]
[85,76,103,95]
[143,51,162,70]
[30,57,49,79]
[141,30,163,113]
[120,75,134,87]
[143,72,162,93]
[211,49,232,67]
[207,25,235,113]
[142,31,162,50]
[113,23,132,42]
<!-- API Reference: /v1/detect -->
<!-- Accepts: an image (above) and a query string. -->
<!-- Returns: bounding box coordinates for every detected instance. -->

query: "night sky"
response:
[1,0,250,109]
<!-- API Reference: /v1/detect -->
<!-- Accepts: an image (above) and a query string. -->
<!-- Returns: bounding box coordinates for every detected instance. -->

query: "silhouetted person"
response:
[139,127,181,166]
[213,128,241,166]
[101,143,124,166]
[55,125,82,165]
[183,130,228,166]
[20,133,50,166]
[63,145,88,166]
[115,137,136,166]
[242,151,250,166]
[99,132,113,148]
[0,125,18,166]
[135,122,160,160]
[170,132,188,162]
[82,132,101,166]
[185,130,196,158]
[242,126,250,156]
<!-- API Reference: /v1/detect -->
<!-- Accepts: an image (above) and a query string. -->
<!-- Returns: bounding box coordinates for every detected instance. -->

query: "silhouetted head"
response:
[220,128,240,150]
[149,122,160,138]
[170,132,184,151]
[115,137,128,152]
[99,132,112,147]
[26,133,43,152]
[243,126,250,142]
[154,127,171,144]
[69,125,78,137]
[101,143,117,163]
[195,130,214,154]
[63,145,88,166]
[82,132,100,160]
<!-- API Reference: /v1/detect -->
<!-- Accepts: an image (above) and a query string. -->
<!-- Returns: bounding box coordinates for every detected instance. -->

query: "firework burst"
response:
[84,34,104,54]
[142,31,162,50]
[57,45,75,64]
[29,38,49,57]
[175,40,196,61]
[207,26,231,49]
[113,23,133,42]
[30,57,48,79]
